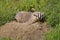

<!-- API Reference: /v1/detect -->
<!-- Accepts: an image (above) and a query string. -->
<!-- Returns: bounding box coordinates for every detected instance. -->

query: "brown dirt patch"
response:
[0,21,50,40]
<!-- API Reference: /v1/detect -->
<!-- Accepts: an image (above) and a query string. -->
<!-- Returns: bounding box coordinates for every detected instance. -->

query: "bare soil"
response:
[0,21,50,40]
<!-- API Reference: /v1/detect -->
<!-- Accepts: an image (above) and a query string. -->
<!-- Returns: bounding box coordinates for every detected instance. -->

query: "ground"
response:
[0,21,50,40]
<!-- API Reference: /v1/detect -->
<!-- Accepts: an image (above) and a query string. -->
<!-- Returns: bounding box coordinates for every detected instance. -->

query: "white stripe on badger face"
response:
[38,12,41,19]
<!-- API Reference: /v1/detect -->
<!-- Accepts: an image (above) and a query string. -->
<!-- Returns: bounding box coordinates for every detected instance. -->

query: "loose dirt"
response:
[0,21,50,40]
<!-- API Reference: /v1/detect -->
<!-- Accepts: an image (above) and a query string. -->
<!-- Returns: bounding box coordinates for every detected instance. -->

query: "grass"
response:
[45,24,60,40]
[0,0,60,40]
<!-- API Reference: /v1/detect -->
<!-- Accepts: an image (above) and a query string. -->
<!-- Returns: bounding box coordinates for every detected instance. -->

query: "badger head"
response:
[33,12,44,20]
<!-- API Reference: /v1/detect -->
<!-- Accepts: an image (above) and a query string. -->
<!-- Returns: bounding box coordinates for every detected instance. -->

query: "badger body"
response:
[15,11,32,23]
[15,11,44,23]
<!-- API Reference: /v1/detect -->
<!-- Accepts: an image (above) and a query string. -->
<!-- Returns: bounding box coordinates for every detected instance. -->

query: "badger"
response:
[15,11,44,24]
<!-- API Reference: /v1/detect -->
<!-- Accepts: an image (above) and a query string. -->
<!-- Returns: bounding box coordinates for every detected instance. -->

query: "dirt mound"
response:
[0,21,50,40]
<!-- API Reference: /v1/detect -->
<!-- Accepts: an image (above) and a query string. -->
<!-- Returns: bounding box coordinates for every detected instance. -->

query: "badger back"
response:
[15,11,32,23]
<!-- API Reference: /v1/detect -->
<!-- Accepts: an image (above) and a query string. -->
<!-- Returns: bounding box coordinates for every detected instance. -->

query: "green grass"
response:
[45,24,60,40]
[0,0,60,40]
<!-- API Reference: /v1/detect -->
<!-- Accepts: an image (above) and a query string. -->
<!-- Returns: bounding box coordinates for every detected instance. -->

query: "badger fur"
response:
[15,11,32,23]
[15,11,44,23]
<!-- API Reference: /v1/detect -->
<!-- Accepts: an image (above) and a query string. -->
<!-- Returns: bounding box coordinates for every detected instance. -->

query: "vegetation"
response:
[45,24,60,40]
[0,0,60,40]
